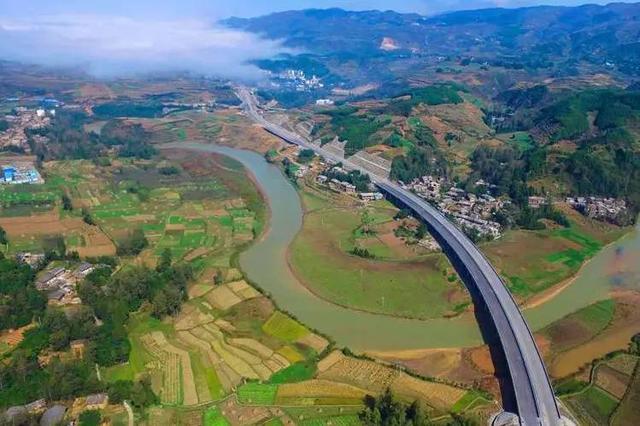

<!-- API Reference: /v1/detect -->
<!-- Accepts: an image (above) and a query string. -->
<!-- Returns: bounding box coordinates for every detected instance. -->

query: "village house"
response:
[37,264,92,306]
[70,340,88,360]
[36,267,66,290]
[85,393,109,411]
[407,175,505,239]
[74,262,95,278]
[40,405,66,426]
[3,399,47,424]
[566,196,629,225]
[358,192,384,202]
[16,252,45,268]
[294,165,308,178]
[528,196,547,209]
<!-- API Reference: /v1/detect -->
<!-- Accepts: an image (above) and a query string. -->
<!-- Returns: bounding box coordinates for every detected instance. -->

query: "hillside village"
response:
[0,105,56,152]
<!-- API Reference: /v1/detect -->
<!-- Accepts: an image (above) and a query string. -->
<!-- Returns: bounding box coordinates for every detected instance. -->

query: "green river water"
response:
[178,143,640,352]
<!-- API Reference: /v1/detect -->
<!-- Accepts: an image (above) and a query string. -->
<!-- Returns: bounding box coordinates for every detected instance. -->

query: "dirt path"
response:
[523,276,576,310]
[124,401,134,426]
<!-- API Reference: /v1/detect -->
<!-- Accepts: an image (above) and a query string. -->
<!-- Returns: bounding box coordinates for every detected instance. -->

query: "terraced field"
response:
[317,350,467,412]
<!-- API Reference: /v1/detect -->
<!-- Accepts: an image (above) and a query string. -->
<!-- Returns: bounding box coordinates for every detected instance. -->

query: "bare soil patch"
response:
[595,365,631,399]
[551,295,640,378]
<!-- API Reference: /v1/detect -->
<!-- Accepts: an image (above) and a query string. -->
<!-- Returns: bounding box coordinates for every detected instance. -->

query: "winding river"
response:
[174,143,640,352]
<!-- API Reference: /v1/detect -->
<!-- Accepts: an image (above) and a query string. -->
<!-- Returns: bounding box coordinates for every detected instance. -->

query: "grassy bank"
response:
[289,186,468,319]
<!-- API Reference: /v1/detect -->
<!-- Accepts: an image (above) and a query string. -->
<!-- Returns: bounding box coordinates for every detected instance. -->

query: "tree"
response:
[79,410,101,426]
[0,225,7,245]
[0,258,45,331]
[42,309,70,351]
[43,235,66,259]
[415,223,428,240]
[130,375,158,409]
[630,333,640,355]
[158,165,180,175]
[394,209,410,220]
[116,228,148,256]
[359,388,433,426]
[151,287,182,318]
[360,210,375,236]
[297,149,316,163]
[61,194,73,211]
[156,248,172,273]
[264,149,279,163]
[214,270,224,285]
[107,380,134,404]
[82,208,96,226]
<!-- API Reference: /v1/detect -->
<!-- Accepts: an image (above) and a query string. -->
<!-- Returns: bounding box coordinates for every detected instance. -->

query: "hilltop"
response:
[224,3,640,87]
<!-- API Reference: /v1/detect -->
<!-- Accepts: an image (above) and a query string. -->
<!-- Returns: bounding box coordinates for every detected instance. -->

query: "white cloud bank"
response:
[0,15,288,80]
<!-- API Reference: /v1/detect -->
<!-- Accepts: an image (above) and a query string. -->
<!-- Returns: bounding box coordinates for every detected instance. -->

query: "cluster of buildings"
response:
[35,262,97,306]
[316,166,384,202]
[1,162,43,184]
[3,393,109,426]
[273,69,324,91]
[404,175,505,239]
[315,98,335,106]
[566,196,629,225]
[38,339,88,367]
[0,107,53,152]
[16,251,46,268]
[161,101,218,115]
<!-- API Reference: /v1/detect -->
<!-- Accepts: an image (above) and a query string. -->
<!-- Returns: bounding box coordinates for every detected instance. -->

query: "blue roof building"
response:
[3,167,16,182]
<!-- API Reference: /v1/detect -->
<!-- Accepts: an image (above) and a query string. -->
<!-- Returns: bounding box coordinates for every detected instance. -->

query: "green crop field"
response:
[268,361,317,384]
[262,312,310,342]
[300,415,361,426]
[285,407,362,426]
[573,299,615,332]
[567,386,619,425]
[203,407,230,426]
[451,391,490,414]
[237,383,279,405]
[484,216,620,299]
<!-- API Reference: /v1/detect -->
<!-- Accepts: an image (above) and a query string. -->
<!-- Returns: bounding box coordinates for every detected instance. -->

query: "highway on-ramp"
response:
[236,87,564,425]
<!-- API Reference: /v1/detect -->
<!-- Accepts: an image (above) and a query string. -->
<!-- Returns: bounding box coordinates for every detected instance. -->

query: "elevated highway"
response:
[236,87,564,425]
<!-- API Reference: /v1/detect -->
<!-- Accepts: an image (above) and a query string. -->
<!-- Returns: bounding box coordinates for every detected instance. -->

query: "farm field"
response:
[316,350,468,414]
[612,361,640,426]
[203,406,231,426]
[284,406,362,426]
[542,299,615,357]
[289,185,469,319]
[544,295,640,378]
[556,348,640,425]
[565,385,619,426]
[0,154,263,265]
[482,205,627,300]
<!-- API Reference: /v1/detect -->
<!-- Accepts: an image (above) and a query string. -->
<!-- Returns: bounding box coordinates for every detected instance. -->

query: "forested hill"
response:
[224,3,640,77]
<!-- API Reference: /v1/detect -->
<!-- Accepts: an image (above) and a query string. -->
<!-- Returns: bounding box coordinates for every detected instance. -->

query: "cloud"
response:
[0,14,289,80]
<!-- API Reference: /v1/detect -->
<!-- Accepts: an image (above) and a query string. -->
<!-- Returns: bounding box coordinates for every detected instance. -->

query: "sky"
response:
[0,0,632,79]
[0,0,629,18]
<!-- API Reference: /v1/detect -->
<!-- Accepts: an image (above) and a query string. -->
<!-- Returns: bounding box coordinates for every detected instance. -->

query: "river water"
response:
[176,143,640,352]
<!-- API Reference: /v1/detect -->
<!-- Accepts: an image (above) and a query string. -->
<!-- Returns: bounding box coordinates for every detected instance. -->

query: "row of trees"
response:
[0,255,45,331]
[324,167,372,192]
[359,388,477,426]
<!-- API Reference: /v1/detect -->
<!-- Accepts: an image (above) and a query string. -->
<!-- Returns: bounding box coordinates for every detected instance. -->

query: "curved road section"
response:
[237,88,563,425]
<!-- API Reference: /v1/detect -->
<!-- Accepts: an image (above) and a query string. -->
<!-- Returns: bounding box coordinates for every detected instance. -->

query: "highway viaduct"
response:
[237,87,569,426]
